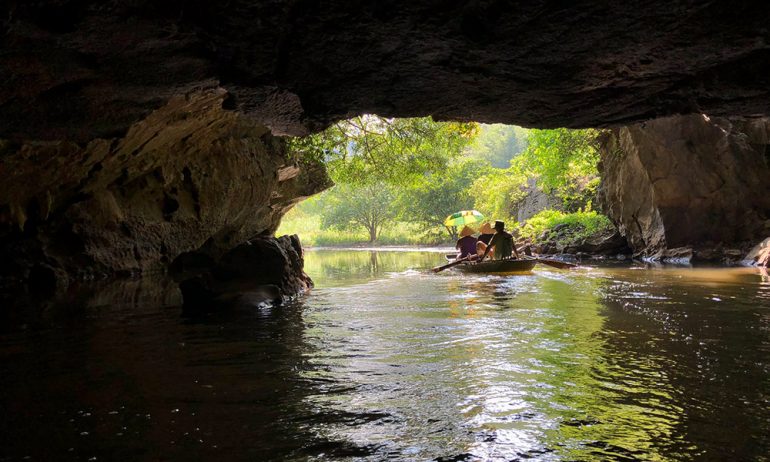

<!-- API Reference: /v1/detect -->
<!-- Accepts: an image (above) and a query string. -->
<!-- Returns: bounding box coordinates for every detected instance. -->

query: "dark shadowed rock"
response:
[2,2,770,140]
[598,115,770,260]
[0,90,331,290]
[564,229,630,256]
[178,235,312,312]
[3,1,770,297]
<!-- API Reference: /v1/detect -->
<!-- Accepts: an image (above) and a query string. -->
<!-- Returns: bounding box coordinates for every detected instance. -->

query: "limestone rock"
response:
[178,235,312,311]
[0,90,332,289]
[512,178,562,223]
[598,115,770,260]
[2,2,770,140]
[564,229,630,256]
[744,237,770,267]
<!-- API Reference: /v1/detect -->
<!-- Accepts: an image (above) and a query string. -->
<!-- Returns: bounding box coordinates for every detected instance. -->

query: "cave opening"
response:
[2,3,770,460]
[277,116,615,255]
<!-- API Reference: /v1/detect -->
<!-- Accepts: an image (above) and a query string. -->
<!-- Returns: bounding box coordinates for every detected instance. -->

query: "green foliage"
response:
[468,127,601,223]
[517,209,614,244]
[287,115,478,242]
[397,157,489,237]
[284,120,607,246]
[469,166,528,224]
[277,208,445,246]
[318,182,398,242]
[289,115,477,186]
[465,124,529,168]
[559,177,600,212]
[514,128,601,195]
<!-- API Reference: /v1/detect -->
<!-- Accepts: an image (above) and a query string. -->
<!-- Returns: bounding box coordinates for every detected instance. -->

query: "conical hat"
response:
[479,222,494,234]
[459,225,475,237]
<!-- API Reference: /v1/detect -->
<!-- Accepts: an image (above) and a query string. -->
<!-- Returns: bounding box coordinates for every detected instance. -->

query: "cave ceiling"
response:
[2,1,769,141]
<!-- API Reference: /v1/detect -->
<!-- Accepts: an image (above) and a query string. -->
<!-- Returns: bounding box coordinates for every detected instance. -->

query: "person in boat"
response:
[481,221,519,260]
[455,225,478,260]
[475,222,495,259]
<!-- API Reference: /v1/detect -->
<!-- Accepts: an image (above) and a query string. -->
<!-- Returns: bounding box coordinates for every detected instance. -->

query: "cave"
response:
[3,3,770,460]
[1,1,770,296]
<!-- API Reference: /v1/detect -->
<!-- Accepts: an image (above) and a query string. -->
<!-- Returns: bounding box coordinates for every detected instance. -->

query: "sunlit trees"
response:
[398,157,488,239]
[290,115,477,185]
[289,115,477,241]
[470,128,602,221]
[470,167,528,224]
[282,118,606,244]
[513,128,600,198]
[319,182,397,242]
[465,124,529,168]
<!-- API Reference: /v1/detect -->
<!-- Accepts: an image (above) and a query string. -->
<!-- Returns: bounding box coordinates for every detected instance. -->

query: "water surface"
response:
[1,250,769,461]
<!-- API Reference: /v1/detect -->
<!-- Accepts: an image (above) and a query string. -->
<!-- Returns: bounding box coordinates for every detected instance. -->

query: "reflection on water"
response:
[1,250,769,461]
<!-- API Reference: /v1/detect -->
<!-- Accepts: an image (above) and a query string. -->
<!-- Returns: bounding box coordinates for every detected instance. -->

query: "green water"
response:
[1,249,769,461]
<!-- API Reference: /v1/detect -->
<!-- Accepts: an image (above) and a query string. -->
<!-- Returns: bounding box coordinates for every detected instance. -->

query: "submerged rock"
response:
[178,235,312,312]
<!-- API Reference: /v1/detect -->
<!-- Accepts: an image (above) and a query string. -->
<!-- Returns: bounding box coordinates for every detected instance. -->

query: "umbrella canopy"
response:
[444,210,485,227]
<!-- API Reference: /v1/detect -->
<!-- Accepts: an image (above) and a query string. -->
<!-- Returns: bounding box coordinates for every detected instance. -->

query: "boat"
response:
[444,255,537,274]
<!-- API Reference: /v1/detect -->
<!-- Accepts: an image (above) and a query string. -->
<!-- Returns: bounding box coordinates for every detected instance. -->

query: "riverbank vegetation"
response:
[278,116,613,249]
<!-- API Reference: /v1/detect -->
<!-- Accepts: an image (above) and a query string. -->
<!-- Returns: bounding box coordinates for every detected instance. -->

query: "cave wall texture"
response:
[598,115,770,261]
[2,1,770,296]
[0,90,330,292]
[2,1,770,140]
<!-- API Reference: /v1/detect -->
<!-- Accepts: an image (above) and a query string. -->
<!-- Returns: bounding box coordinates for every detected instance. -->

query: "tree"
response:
[289,115,479,243]
[470,166,528,224]
[319,182,397,242]
[398,157,488,239]
[513,128,600,194]
[465,124,529,168]
[289,115,478,185]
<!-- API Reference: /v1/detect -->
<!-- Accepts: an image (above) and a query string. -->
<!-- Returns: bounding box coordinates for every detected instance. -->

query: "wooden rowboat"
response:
[444,255,537,274]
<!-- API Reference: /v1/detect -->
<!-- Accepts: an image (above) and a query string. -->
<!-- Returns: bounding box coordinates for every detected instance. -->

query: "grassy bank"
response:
[276,208,450,246]
[278,207,615,248]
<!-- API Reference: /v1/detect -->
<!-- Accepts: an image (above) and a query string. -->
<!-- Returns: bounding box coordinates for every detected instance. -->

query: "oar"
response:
[432,255,471,273]
[523,255,577,269]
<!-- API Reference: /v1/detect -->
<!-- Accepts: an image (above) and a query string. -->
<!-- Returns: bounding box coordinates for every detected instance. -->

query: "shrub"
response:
[517,209,614,244]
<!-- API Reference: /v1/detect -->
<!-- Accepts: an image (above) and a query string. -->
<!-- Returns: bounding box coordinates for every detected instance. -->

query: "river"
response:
[1,249,769,461]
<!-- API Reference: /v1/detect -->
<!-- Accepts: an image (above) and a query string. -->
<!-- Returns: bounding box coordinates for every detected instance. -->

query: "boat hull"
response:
[444,257,537,274]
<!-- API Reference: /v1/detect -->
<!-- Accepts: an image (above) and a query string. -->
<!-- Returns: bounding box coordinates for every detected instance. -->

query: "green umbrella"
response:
[444,210,485,227]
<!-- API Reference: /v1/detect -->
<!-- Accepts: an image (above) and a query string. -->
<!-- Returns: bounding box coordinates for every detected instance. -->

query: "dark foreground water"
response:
[2,250,770,461]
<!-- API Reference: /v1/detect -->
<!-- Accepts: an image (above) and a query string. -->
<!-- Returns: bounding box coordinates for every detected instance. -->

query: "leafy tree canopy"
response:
[512,128,601,194]
[289,115,478,185]
[319,182,398,242]
[398,157,489,238]
[465,124,529,168]
[470,167,528,224]
[284,120,606,243]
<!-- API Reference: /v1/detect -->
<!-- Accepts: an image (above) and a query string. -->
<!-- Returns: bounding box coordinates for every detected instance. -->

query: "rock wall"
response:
[178,235,313,312]
[0,89,331,292]
[598,114,770,260]
[513,178,562,223]
[2,2,770,140]
[2,1,770,294]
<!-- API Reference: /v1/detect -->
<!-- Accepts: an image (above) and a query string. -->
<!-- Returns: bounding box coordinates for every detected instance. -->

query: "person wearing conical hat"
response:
[481,221,519,261]
[455,225,478,259]
[478,222,495,244]
[475,222,495,259]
